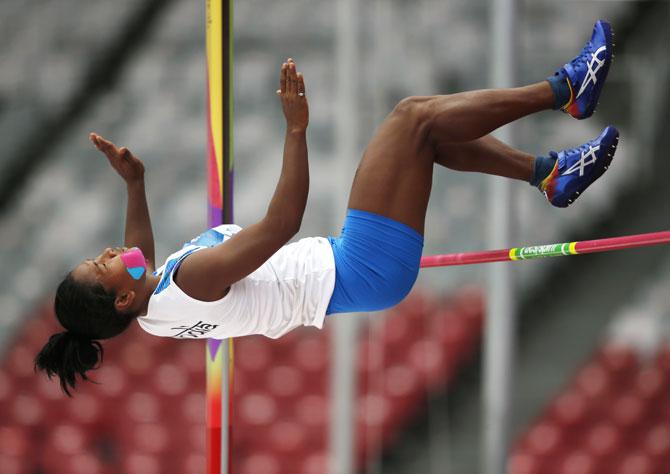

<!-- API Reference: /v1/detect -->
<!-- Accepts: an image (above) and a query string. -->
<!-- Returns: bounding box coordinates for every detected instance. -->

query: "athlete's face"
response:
[72,247,138,293]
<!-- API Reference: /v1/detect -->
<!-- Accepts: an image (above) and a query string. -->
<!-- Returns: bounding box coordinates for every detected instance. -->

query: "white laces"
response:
[575,45,608,100]
[562,144,600,177]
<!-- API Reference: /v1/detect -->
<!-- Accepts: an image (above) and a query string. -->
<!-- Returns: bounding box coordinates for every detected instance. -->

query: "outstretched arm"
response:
[174,58,310,301]
[90,133,156,269]
[267,58,310,236]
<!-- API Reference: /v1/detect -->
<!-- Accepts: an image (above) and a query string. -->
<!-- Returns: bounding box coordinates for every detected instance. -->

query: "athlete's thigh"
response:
[347,106,435,235]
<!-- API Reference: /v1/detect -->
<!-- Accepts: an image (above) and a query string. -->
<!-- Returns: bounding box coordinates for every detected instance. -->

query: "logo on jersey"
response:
[171,321,219,339]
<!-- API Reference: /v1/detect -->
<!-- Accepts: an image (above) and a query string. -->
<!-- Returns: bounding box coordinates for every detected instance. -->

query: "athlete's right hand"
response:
[89,132,145,184]
[277,58,308,133]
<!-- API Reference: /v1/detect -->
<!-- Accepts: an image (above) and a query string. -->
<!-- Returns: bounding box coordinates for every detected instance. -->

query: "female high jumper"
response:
[36,20,618,396]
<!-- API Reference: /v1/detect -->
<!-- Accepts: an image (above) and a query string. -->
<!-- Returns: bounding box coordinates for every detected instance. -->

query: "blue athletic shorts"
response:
[325,209,424,315]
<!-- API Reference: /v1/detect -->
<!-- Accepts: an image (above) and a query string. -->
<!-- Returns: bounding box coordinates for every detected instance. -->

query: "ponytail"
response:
[34,273,137,397]
[34,331,103,397]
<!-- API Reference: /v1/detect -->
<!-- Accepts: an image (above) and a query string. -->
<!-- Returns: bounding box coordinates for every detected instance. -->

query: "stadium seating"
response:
[0,289,484,473]
[510,343,670,474]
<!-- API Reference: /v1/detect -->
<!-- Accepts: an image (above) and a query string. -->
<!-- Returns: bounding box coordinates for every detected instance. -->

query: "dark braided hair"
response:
[34,273,138,397]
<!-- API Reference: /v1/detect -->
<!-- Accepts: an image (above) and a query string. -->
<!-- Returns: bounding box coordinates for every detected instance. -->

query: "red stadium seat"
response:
[181,391,206,424]
[0,426,30,458]
[120,341,155,377]
[294,394,328,449]
[507,451,542,474]
[187,424,206,452]
[597,345,638,383]
[66,392,104,426]
[236,337,273,372]
[584,422,622,459]
[525,422,564,457]
[355,422,385,467]
[383,364,421,400]
[295,394,329,429]
[616,453,653,474]
[176,340,207,375]
[658,399,670,421]
[240,453,281,474]
[66,452,105,474]
[182,453,207,474]
[239,392,278,427]
[432,310,472,363]
[153,363,189,396]
[0,455,32,474]
[0,368,14,403]
[383,364,422,426]
[653,344,670,373]
[20,316,54,353]
[573,363,612,402]
[132,423,171,454]
[292,336,329,373]
[356,392,393,455]
[35,370,65,401]
[10,393,45,427]
[397,293,434,322]
[382,313,415,352]
[610,394,646,429]
[357,339,384,375]
[408,338,447,388]
[125,391,162,423]
[301,452,328,474]
[233,369,249,396]
[356,393,391,431]
[268,420,307,454]
[266,365,305,398]
[41,424,92,472]
[6,345,35,378]
[550,391,589,429]
[634,367,666,402]
[643,424,670,460]
[93,363,129,398]
[560,450,596,474]
[124,452,162,474]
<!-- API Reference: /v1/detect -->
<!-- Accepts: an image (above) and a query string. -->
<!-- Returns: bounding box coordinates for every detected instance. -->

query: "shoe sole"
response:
[563,126,619,206]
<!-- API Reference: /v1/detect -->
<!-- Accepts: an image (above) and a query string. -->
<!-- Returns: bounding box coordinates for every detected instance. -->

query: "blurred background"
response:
[1,0,670,473]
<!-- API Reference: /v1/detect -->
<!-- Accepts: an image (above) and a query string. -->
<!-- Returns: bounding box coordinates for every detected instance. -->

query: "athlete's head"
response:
[34,247,149,397]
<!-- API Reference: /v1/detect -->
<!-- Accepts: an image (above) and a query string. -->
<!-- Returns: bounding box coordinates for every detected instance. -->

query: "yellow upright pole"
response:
[205,1,234,473]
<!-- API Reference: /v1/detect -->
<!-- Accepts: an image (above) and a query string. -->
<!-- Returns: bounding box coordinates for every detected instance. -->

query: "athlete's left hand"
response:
[89,132,145,184]
[277,58,309,132]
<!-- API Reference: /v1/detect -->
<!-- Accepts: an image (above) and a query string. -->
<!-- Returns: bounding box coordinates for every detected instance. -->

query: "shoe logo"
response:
[563,145,600,177]
[576,45,608,100]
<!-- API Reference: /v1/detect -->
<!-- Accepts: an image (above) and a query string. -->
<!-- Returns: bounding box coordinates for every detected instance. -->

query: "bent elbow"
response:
[266,214,302,241]
[284,217,302,239]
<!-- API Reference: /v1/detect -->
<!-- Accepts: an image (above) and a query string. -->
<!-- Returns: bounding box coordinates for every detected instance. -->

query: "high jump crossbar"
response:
[420,230,670,268]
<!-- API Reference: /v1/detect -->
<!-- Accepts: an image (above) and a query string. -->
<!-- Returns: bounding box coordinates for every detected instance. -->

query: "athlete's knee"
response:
[391,96,434,137]
[392,96,431,120]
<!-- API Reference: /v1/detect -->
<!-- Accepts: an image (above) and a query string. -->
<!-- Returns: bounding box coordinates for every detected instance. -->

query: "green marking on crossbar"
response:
[509,242,577,260]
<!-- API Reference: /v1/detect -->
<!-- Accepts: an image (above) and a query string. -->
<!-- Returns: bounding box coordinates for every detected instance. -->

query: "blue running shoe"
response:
[540,126,619,207]
[552,20,613,119]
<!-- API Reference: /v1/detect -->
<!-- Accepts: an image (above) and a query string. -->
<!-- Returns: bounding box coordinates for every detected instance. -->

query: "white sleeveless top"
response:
[137,224,336,340]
